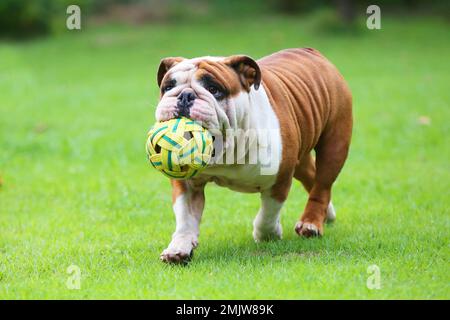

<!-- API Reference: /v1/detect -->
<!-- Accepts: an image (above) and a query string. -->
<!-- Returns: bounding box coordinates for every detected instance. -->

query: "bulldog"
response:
[155,48,352,263]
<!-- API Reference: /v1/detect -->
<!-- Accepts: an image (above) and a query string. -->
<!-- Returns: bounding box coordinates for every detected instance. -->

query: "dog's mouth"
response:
[211,135,216,158]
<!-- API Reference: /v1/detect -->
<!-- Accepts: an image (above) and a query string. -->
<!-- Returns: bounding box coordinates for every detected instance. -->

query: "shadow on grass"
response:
[183,224,408,266]
[186,226,360,266]
[154,217,435,268]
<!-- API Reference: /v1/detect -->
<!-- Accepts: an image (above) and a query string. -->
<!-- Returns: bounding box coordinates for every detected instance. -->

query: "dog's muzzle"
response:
[176,89,196,118]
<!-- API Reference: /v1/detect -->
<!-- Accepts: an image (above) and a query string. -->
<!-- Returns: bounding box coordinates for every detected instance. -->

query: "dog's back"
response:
[258,48,352,158]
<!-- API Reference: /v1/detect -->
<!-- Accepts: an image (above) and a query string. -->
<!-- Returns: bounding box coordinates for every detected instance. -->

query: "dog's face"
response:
[155,55,261,132]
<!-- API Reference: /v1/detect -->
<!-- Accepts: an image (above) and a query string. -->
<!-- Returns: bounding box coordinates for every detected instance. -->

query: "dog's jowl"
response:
[154,48,352,263]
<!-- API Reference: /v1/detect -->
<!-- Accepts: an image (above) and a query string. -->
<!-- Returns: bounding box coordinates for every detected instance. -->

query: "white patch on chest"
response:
[198,85,282,193]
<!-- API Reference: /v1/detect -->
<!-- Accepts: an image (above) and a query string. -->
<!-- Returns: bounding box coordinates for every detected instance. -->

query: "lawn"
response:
[0,14,449,299]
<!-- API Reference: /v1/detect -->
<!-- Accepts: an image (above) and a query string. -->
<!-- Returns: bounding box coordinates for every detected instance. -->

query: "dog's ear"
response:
[224,55,261,91]
[157,57,184,87]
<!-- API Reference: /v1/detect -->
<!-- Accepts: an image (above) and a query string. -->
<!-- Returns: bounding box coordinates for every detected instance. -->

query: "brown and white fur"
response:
[155,48,352,263]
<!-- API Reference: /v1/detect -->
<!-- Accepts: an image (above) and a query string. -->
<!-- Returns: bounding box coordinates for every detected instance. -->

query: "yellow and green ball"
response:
[146,117,213,179]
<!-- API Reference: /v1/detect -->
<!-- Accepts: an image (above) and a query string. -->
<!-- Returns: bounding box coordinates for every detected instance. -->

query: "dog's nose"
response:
[176,90,196,117]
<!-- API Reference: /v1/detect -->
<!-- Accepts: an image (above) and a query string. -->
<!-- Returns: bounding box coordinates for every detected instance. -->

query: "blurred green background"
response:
[1,0,448,37]
[0,0,449,299]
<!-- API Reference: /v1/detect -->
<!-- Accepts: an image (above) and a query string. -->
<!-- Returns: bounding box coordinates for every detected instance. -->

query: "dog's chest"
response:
[197,164,278,193]
[193,84,282,193]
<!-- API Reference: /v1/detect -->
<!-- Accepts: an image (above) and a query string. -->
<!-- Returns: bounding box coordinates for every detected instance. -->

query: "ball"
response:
[146,117,214,179]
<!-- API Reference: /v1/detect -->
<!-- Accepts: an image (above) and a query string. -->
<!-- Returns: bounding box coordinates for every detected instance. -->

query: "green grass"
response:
[0,15,449,299]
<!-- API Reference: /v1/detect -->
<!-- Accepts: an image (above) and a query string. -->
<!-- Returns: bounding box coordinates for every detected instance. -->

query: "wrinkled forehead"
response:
[164,57,241,94]
[167,56,223,82]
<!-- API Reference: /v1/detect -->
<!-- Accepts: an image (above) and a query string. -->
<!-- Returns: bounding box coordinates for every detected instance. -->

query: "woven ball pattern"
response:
[146,117,213,179]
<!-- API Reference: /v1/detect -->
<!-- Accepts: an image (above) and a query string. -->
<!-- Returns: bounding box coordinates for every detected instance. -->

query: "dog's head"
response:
[155,55,261,132]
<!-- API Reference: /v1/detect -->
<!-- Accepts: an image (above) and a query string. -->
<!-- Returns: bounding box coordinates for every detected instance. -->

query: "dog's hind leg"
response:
[295,99,352,237]
[294,154,336,222]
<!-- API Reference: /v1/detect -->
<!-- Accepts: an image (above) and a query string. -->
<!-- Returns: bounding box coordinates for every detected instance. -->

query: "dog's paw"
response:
[160,248,193,264]
[253,223,283,242]
[294,221,323,238]
[160,236,197,264]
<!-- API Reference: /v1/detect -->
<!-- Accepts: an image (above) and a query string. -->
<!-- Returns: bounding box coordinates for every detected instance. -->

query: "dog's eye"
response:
[208,86,224,99]
[162,85,174,93]
[201,74,227,100]
[208,86,218,94]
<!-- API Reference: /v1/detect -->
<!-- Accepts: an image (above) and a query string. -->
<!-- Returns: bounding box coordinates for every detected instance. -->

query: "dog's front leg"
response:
[253,191,284,242]
[160,180,205,263]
